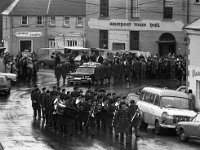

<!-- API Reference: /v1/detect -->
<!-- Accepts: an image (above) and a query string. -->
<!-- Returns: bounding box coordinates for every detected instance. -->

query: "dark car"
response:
[38,55,68,67]
[67,62,100,85]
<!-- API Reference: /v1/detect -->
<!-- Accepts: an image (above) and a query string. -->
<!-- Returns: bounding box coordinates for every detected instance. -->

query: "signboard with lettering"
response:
[15,31,42,37]
[192,69,200,77]
[88,19,184,31]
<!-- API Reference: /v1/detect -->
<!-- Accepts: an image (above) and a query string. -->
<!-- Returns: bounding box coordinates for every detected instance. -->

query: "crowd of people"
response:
[31,85,141,144]
[4,51,39,81]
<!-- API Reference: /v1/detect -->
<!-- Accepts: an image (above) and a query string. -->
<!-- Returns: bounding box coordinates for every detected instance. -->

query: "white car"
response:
[0,72,17,82]
[137,87,196,134]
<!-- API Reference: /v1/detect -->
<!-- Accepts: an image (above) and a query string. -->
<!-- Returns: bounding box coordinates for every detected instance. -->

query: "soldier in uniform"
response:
[113,102,131,144]
[127,100,141,138]
[55,63,62,87]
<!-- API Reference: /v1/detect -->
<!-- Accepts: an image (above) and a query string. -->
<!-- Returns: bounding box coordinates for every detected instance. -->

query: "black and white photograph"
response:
[0,0,200,149]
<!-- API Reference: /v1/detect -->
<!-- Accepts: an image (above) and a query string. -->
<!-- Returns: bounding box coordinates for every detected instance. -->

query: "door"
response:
[189,114,200,137]
[159,43,175,57]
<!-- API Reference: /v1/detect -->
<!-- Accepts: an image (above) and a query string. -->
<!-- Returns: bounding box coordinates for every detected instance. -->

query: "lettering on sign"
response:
[15,31,42,37]
[192,70,200,77]
[109,22,160,28]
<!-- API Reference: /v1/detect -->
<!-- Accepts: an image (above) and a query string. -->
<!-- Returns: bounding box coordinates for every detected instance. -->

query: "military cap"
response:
[42,87,46,91]
[122,96,127,100]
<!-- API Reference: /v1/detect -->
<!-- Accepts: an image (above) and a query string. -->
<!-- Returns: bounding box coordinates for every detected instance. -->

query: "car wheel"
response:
[155,121,162,135]
[40,62,45,67]
[179,129,189,142]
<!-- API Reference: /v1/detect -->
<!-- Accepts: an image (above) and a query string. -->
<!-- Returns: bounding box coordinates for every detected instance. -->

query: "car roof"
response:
[142,87,190,99]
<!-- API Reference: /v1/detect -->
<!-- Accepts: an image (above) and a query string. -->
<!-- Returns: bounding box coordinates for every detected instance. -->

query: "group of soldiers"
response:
[31,85,141,144]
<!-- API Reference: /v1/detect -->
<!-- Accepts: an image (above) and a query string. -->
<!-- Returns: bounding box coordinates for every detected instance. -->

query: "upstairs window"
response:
[100,0,109,18]
[163,0,173,19]
[21,16,28,25]
[37,16,43,25]
[64,17,70,27]
[131,0,140,18]
[76,17,83,27]
[195,0,200,4]
[49,16,56,26]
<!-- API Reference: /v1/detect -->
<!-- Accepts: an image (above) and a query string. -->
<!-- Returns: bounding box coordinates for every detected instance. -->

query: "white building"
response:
[185,18,200,111]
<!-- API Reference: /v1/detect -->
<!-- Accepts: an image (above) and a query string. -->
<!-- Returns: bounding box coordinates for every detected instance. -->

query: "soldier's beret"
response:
[122,96,126,100]
[42,87,46,91]
[46,90,50,93]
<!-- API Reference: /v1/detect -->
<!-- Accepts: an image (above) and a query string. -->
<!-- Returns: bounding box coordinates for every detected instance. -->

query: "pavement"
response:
[0,69,199,150]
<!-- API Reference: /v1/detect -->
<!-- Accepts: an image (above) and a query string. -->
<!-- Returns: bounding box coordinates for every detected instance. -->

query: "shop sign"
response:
[192,69,200,77]
[15,31,42,37]
[88,19,184,31]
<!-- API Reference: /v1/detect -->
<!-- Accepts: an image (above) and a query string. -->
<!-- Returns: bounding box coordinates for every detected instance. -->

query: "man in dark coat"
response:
[55,53,61,66]
[61,62,70,85]
[55,63,62,87]
[40,87,47,120]
[97,54,104,64]
[31,87,41,120]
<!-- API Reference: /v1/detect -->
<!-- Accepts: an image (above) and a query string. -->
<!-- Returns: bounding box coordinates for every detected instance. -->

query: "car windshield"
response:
[160,96,192,109]
[76,67,95,74]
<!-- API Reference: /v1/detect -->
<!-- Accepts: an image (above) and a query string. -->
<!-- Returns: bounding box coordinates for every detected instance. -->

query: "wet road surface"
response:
[0,69,200,150]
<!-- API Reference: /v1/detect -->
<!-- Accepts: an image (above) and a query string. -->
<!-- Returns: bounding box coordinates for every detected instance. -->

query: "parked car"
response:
[176,112,200,142]
[136,87,196,134]
[38,55,68,67]
[0,72,17,83]
[0,75,11,95]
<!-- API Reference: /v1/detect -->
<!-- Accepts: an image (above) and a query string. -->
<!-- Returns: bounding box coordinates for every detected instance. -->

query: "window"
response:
[131,0,140,18]
[163,0,173,19]
[76,17,83,27]
[37,16,43,25]
[154,95,160,106]
[49,40,55,48]
[144,92,150,102]
[149,94,155,103]
[130,31,139,50]
[21,16,28,25]
[66,40,78,47]
[50,16,56,26]
[100,0,109,18]
[20,40,32,52]
[195,0,200,4]
[99,30,108,49]
[64,17,70,27]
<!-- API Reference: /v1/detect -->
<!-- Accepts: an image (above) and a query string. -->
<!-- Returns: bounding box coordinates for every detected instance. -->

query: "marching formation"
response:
[31,85,141,144]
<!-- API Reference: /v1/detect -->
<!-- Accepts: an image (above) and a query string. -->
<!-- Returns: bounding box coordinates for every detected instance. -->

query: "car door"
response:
[188,114,200,137]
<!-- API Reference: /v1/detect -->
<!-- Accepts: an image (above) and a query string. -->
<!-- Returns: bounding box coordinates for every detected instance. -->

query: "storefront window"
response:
[100,0,109,18]
[99,30,108,49]
[130,31,139,50]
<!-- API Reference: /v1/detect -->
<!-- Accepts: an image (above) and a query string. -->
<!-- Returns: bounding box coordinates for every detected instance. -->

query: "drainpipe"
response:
[187,0,189,24]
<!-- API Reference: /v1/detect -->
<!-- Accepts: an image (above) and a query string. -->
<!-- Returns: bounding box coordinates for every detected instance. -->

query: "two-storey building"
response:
[86,0,190,56]
[2,0,86,55]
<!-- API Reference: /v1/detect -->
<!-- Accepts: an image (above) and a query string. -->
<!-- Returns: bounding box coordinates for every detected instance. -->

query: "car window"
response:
[140,91,145,100]
[144,92,151,103]
[76,67,95,74]
[154,95,160,106]
[149,94,155,103]
[160,97,191,109]
[193,114,200,122]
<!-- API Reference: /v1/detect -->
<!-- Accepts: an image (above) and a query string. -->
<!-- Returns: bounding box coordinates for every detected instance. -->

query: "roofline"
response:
[1,0,20,15]
[183,17,200,30]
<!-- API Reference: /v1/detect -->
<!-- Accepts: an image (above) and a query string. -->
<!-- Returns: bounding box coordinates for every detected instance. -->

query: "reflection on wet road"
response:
[0,69,200,150]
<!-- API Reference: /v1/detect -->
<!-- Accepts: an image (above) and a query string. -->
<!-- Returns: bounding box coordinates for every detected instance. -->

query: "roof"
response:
[142,87,190,99]
[2,0,86,16]
[184,18,200,31]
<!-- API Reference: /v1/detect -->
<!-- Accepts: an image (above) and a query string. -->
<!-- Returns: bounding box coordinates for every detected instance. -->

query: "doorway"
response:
[158,33,176,57]
[20,40,32,52]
